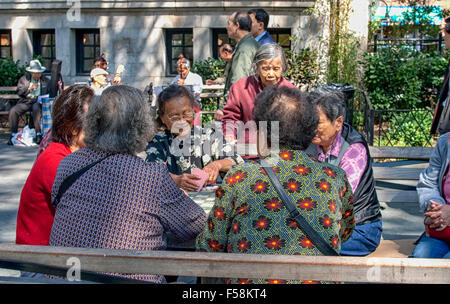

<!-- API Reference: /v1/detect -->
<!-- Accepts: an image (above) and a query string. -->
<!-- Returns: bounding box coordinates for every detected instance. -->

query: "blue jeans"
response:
[411,233,450,259]
[340,220,383,256]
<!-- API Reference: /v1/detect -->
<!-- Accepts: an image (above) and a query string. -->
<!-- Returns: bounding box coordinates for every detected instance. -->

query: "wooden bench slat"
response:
[373,167,423,180]
[376,189,418,203]
[0,244,449,284]
[0,86,17,91]
[369,146,433,160]
[0,94,19,99]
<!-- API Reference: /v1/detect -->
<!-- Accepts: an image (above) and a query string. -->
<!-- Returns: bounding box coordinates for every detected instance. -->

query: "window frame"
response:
[0,29,12,59]
[75,29,101,75]
[268,28,292,52]
[165,28,194,76]
[211,28,235,60]
[32,29,56,72]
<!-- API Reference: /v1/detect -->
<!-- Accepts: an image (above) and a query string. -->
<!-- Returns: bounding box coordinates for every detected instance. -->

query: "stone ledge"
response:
[0,0,316,11]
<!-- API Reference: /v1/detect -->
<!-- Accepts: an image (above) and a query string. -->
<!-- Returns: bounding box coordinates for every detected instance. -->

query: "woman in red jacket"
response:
[16,85,94,245]
[221,43,297,158]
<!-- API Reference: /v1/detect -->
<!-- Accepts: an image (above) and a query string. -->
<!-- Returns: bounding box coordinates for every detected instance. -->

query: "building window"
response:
[33,29,56,71]
[0,30,12,59]
[269,28,292,53]
[76,29,100,75]
[212,28,235,60]
[165,29,193,75]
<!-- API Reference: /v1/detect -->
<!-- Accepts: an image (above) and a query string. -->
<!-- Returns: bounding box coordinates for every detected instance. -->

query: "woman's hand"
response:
[214,109,224,121]
[424,200,450,231]
[203,162,221,184]
[170,173,201,192]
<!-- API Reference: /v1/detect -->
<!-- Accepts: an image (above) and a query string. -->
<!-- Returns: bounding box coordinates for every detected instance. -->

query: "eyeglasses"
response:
[167,112,195,121]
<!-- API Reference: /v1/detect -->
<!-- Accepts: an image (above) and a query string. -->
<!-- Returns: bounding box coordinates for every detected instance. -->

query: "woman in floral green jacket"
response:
[195,86,355,284]
[145,84,243,191]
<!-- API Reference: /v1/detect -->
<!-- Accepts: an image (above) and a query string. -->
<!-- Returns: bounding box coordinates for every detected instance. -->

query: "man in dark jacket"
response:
[431,16,450,135]
[8,60,49,145]
[248,8,276,46]
[214,11,259,121]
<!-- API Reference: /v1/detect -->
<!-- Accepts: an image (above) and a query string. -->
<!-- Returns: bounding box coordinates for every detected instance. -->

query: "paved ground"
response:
[0,139,427,277]
[0,141,426,243]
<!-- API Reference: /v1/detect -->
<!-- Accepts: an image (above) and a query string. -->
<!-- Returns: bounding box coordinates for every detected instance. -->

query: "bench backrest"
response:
[0,244,448,284]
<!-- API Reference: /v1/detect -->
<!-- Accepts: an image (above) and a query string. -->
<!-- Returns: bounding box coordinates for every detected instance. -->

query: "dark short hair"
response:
[248,8,270,30]
[84,85,155,154]
[156,84,195,127]
[50,85,94,147]
[220,43,234,53]
[253,86,318,150]
[309,89,347,122]
[233,11,252,32]
[93,53,107,66]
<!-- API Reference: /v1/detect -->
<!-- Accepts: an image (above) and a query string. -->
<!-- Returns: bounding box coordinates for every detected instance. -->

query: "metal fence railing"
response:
[369,33,445,54]
[348,89,435,147]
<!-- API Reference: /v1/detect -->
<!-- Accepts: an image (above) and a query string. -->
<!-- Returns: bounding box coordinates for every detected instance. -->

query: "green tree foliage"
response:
[191,57,226,82]
[285,47,320,90]
[0,57,26,86]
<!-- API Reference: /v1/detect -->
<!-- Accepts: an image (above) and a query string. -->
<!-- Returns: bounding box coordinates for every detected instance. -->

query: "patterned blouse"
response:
[195,149,355,284]
[145,127,243,174]
[316,129,368,193]
[49,147,207,283]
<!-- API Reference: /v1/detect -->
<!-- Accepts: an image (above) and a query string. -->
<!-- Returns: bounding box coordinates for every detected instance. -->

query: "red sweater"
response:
[222,76,297,144]
[16,142,72,245]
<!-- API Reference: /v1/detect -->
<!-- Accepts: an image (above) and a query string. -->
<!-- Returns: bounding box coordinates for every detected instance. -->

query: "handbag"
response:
[259,159,339,256]
[53,154,113,207]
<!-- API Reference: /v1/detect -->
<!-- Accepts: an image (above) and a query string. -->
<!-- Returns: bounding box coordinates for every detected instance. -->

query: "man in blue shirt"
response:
[248,8,276,46]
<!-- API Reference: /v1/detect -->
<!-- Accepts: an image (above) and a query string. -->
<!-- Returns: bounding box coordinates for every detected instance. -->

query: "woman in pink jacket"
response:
[221,43,297,158]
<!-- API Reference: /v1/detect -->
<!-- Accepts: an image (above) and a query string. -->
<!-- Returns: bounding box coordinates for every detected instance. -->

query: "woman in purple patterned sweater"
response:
[49,85,207,283]
[305,89,382,256]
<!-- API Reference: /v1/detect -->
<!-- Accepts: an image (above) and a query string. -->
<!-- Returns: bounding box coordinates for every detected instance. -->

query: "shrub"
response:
[0,57,26,86]
[363,47,448,110]
[285,47,320,90]
[191,57,226,82]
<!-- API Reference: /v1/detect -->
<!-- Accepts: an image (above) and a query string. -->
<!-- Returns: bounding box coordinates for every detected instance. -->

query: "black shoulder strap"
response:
[53,154,113,207]
[259,159,339,256]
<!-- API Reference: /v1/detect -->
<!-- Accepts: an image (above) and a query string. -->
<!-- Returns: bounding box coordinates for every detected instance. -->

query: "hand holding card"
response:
[191,168,209,192]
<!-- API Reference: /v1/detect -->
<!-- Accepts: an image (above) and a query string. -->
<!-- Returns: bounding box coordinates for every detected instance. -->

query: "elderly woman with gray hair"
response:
[305,89,382,256]
[48,85,207,283]
[221,43,297,156]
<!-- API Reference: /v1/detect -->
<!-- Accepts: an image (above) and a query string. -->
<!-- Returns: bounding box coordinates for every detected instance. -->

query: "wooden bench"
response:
[369,146,433,204]
[0,86,23,128]
[0,243,448,284]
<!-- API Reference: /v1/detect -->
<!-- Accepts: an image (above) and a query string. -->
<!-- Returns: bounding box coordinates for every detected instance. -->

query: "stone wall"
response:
[0,1,370,89]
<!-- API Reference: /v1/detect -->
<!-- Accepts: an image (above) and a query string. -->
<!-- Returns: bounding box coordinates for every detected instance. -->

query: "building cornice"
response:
[0,1,316,11]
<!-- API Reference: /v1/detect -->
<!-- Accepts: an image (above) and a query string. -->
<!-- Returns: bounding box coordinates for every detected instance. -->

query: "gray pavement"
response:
[0,142,426,245]
[0,141,427,278]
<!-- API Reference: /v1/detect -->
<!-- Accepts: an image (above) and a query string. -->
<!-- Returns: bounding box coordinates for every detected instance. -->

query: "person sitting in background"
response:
[413,132,450,259]
[16,85,94,246]
[305,89,382,256]
[92,53,122,85]
[49,85,206,283]
[89,68,110,95]
[171,57,203,126]
[196,86,355,284]
[145,84,243,191]
[206,43,234,85]
[171,57,203,102]
[248,8,276,46]
[222,43,296,156]
[8,60,49,145]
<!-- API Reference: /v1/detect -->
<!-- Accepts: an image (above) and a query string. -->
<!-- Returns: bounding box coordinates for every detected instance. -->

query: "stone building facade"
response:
[0,0,370,89]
